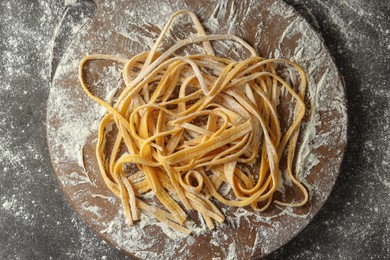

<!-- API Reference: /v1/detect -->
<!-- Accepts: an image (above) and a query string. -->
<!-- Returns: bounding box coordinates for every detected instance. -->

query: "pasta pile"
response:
[79,10,308,234]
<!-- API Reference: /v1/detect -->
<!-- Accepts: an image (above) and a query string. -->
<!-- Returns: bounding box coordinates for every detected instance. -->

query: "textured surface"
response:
[46,0,347,258]
[0,0,388,259]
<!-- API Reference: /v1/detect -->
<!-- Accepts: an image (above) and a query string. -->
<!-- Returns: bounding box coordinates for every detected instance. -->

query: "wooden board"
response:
[47,0,347,258]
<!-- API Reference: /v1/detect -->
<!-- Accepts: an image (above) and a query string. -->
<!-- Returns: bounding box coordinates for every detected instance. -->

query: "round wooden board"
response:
[47,0,347,259]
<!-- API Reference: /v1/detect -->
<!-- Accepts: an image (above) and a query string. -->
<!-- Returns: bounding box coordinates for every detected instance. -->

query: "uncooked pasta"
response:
[79,10,308,234]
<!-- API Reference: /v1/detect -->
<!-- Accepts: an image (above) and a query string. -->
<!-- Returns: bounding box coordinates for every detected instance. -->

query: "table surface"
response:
[0,0,388,259]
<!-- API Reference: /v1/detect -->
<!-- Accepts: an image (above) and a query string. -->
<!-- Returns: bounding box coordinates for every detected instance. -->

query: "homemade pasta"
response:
[79,10,309,234]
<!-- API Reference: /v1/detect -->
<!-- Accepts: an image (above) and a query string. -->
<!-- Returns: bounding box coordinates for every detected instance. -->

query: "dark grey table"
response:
[1,0,389,259]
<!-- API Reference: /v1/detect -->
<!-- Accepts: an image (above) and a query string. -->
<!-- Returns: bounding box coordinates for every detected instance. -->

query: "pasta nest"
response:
[79,10,308,234]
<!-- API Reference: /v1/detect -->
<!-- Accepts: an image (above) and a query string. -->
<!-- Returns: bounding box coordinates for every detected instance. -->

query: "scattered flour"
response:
[45,0,347,259]
[1,0,388,259]
[64,0,78,6]
[2,200,13,211]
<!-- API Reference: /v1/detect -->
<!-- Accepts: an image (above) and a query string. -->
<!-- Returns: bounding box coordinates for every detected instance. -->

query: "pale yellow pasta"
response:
[79,10,308,234]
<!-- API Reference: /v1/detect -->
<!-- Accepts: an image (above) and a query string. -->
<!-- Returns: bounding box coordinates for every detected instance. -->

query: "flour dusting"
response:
[46,0,347,259]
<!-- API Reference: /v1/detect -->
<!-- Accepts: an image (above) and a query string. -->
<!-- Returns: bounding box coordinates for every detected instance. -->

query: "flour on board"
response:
[47,0,347,258]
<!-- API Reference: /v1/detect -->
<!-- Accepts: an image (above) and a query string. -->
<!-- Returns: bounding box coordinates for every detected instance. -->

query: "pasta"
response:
[79,10,309,234]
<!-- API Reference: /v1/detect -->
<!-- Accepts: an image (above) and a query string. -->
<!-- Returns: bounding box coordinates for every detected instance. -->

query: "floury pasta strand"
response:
[78,10,308,235]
